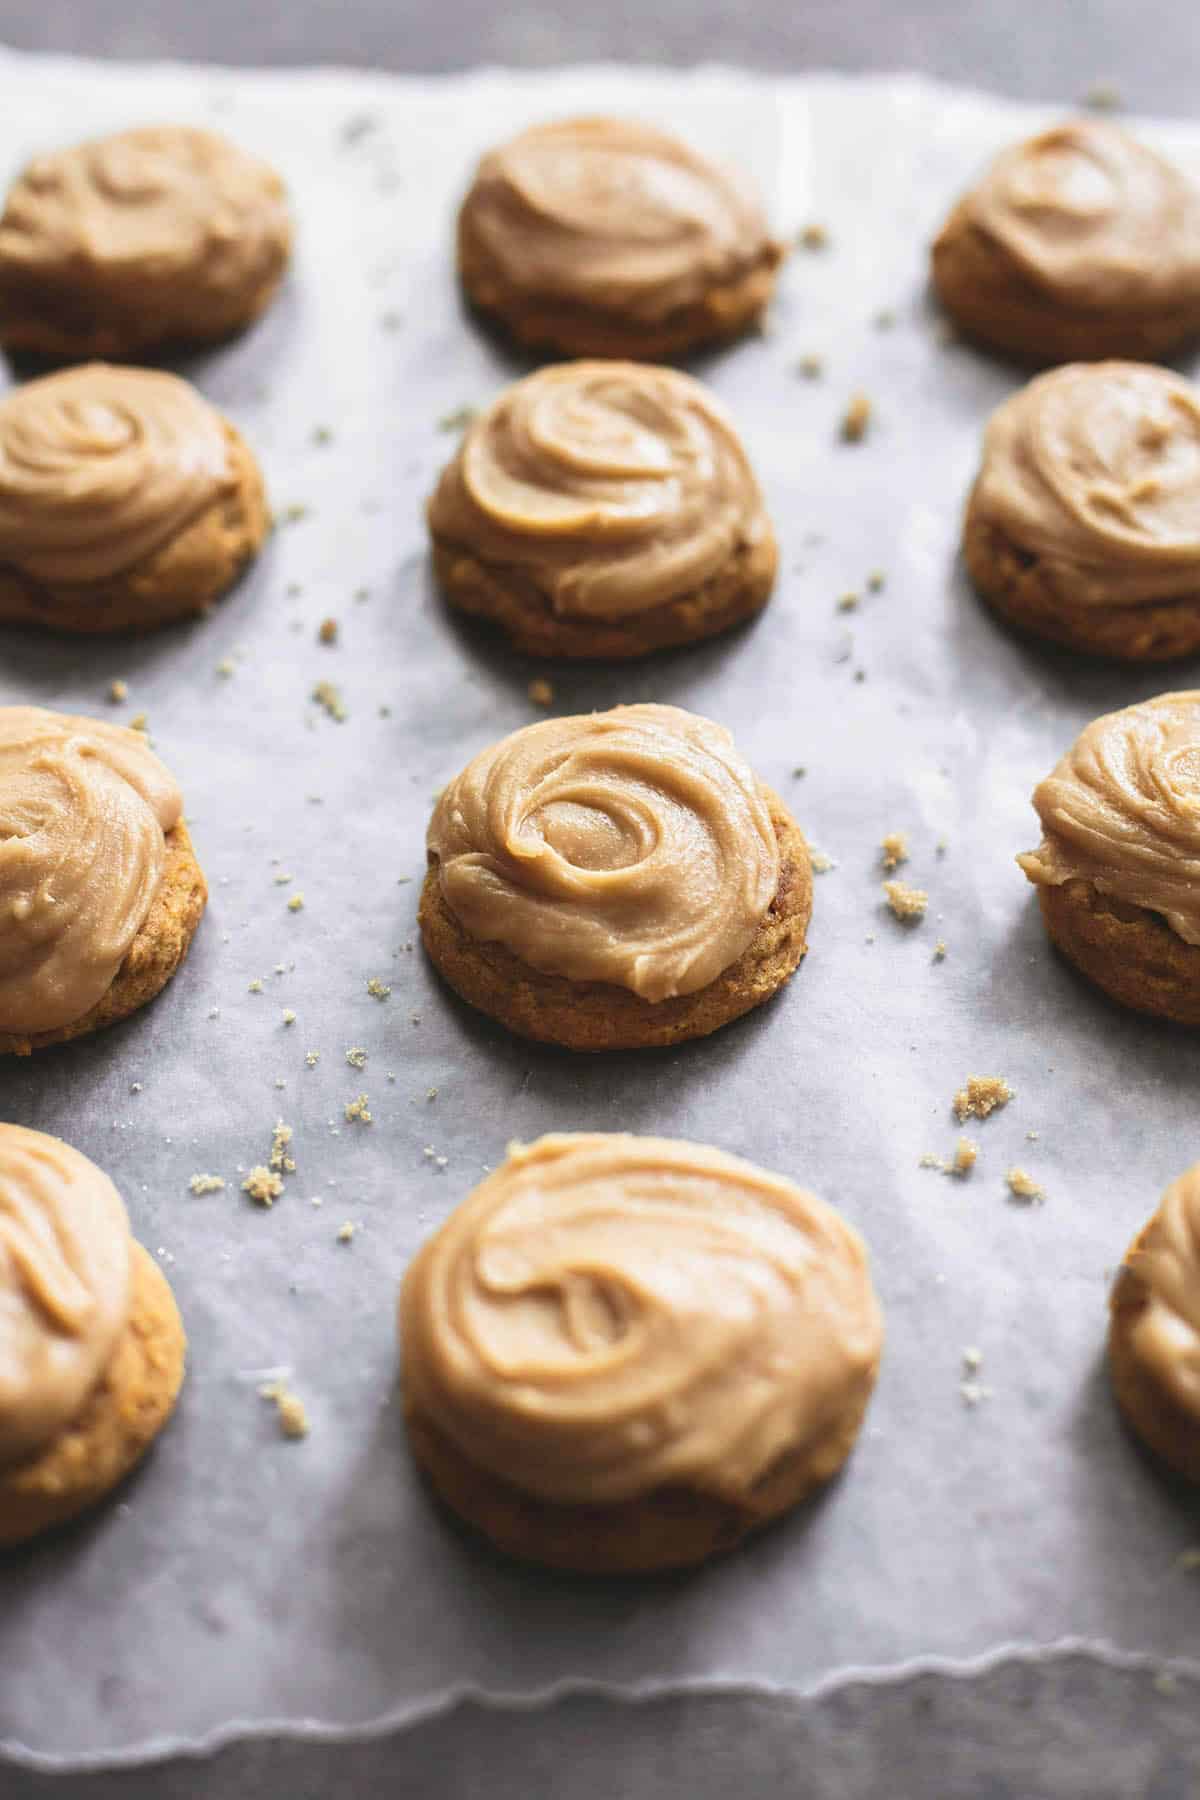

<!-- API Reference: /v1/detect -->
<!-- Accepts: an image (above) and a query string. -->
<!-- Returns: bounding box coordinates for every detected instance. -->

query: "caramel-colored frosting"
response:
[1019,691,1200,943]
[0,1124,130,1471]
[0,364,232,585]
[0,706,182,1033]
[962,119,1200,309]
[1113,1165,1200,1423]
[973,363,1200,607]
[428,362,771,620]
[427,704,779,1000]
[461,116,777,321]
[0,125,290,302]
[400,1133,883,1505]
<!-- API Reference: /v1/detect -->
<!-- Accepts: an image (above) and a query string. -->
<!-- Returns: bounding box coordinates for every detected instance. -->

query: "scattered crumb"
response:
[1082,81,1122,111]
[528,677,554,706]
[260,1382,309,1439]
[883,879,927,922]
[836,591,859,612]
[269,1121,295,1174]
[880,831,908,871]
[287,893,305,912]
[795,353,824,380]
[108,679,128,703]
[129,712,148,732]
[282,502,310,524]
[962,1347,982,1373]
[188,1173,225,1195]
[1006,1167,1045,1205]
[933,940,947,962]
[345,1092,372,1124]
[954,1075,1013,1122]
[1026,1130,1040,1142]
[273,871,292,885]
[952,1137,978,1176]
[798,222,829,250]
[243,1166,284,1207]
[312,424,334,446]
[840,391,872,443]
[791,765,806,779]
[366,977,391,1000]
[438,405,477,433]
[248,978,264,994]
[312,680,347,722]
[810,849,837,873]
[336,1221,356,1244]
[282,1009,297,1026]
[346,1046,367,1069]
[960,1378,992,1408]
[866,570,886,592]
[305,1050,321,1067]
[215,656,236,678]
[318,617,338,645]
[426,1086,438,1101]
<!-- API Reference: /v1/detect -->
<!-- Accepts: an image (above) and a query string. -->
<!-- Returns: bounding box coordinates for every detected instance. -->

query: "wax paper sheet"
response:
[0,49,1197,1775]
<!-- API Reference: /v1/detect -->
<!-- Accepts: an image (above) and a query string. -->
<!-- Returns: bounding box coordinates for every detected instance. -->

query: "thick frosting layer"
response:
[973,363,1200,607]
[427,704,779,1000]
[0,706,182,1032]
[0,125,290,299]
[1019,691,1200,943]
[461,116,776,321]
[963,120,1200,309]
[0,364,232,584]
[1115,1165,1200,1422]
[400,1133,883,1505]
[428,362,771,620]
[0,1124,131,1470]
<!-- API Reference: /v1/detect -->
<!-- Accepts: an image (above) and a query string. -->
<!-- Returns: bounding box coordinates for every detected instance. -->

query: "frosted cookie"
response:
[1109,1166,1200,1483]
[457,116,783,359]
[964,363,1200,660]
[1018,692,1200,1022]
[932,120,1200,363]
[0,125,292,359]
[0,1125,186,1546]
[427,361,776,659]
[400,1133,884,1572]
[419,704,811,1050]
[0,707,207,1054]
[0,364,268,633]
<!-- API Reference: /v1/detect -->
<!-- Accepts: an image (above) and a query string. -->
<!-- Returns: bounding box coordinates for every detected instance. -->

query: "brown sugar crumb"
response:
[108,679,128,703]
[312,680,347,722]
[795,353,824,380]
[129,712,149,733]
[318,617,339,645]
[840,392,872,443]
[1006,1167,1045,1205]
[188,1173,225,1195]
[287,893,305,912]
[366,977,391,1000]
[954,1075,1013,1122]
[528,678,554,707]
[809,848,837,873]
[798,222,829,250]
[880,831,908,871]
[269,1121,295,1174]
[345,1046,367,1069]
[883,879,927,922]
[336,1221,356,1244]
[952,1137,978,1176]
[260,1382,309,1439]
[837,591,860,613]
[345,1093,372,1124]
[243,1165,284,1207]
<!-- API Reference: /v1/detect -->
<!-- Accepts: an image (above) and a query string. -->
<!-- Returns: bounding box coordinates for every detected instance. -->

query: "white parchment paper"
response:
[0,50,1197,1767]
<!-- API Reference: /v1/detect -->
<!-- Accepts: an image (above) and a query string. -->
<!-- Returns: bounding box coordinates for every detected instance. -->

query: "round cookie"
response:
[1108,1166,1200,1484]
[420,704,811,1051]
[399,1133,884,1573]
[428,361,777,659]
[0,1125,186,1547]
[0,708,208,1055]
[964,363,1200,661]
[0,125,292,359]
[931,119,1200,364]
[0,364,268,634]
[457,116,783,360]
[1018,691,1200,1023]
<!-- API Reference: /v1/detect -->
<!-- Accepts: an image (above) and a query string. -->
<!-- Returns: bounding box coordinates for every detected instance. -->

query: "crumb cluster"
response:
[953,1075,1013,1122]
[883,879,927,921]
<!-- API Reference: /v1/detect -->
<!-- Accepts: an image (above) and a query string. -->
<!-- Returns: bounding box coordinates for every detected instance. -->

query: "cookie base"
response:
[0,820,208,1055]
[0,259,288,362]
[963,504,1200,662]
[0,423,269,635]
[433,528,777,660]
[1109,1239,1200,1485]
[0,1242,187,1548]
[420,791,811,1051]
[932,210,1200,364]
[1035,879,1200,1025]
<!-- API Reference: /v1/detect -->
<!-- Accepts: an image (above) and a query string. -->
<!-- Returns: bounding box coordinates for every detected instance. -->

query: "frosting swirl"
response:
[400,1133,883,1505]
[0,1124,130,1471]
[1019,691,1200,942]
[963,120,1200,309]
[428,362,772,620]
[460,116,777,321]
[973,363,1200,607]
[1113,1165,1200,1423]
[427,704,779,1000]
[0,364,232,584]
[0,706,182,1032]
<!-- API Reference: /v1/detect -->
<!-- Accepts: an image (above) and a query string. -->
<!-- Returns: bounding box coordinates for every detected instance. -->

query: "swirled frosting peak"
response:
[0,706,183,1033]
[461,116,776,319]
[0,1124,131,1470]
[400,1133,883,1505]
[1113,1165,1200,1423]
[428,362,771,620]
[964,119,1200,308]
[0,364,232,585]
[1019,691,1200,941]
[427,704,780,1000]
[974,363,1200,608]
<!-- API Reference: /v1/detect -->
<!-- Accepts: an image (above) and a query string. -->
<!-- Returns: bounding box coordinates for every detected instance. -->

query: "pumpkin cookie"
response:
[428,361,776,659]
[420,704,810,1050]
[400,1132,884,1573]
[1018,691,1200,1022]
[457,116,783,360]
[964,362,1200,660]
[0,364,268,634]
[932,120,1200,363]
[1109,1165,1200,1484]
[0,707,207,1055]
[0,1125,186,1547]
[0,125,292,359]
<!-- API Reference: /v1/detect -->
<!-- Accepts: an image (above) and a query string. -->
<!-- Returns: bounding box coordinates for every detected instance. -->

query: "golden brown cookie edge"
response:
[1034,879,1200,1025]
